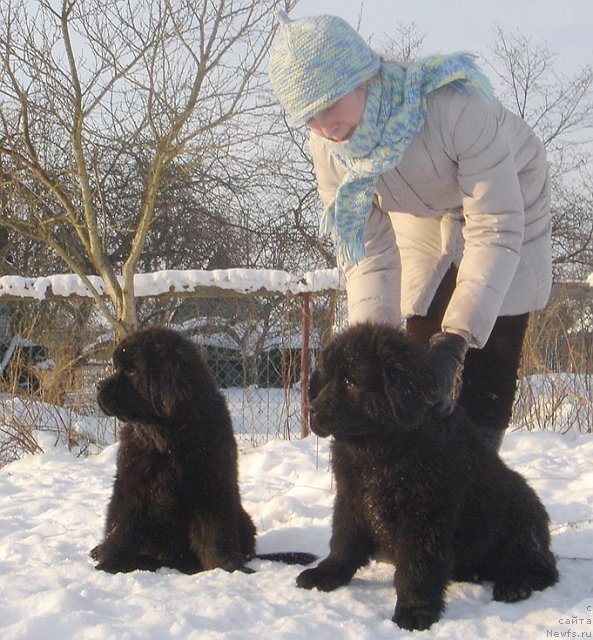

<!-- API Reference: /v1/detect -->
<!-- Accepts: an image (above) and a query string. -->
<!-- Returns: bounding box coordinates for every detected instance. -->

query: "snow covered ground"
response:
[1,420,592,639]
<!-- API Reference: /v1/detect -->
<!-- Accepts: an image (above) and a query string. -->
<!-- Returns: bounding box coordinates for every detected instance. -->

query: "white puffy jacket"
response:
[310,85,552,347]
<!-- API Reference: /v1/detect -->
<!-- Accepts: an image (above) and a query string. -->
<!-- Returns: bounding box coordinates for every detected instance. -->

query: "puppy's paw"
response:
[94,558,132,574]
[89,544,103,561]
[493,559,558,600]
[296,567,350,592]
[237,565,256,575]
[493,580,533,603]
[205,552,251,574]
[218,558,254,574]
[90,547,138,574]
[392,602,441,631]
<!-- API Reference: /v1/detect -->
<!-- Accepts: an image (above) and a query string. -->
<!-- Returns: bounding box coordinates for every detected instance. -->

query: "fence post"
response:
[299,292,311,438]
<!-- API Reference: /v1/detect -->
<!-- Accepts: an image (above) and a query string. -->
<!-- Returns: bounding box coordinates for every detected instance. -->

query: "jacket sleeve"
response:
[439,90,525,348]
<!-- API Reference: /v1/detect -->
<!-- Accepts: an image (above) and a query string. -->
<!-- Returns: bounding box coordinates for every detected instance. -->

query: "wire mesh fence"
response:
[0,286,347,463]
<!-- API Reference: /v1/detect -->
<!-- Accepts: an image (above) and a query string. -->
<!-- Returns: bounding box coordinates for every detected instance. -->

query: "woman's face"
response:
[306,84,367,142]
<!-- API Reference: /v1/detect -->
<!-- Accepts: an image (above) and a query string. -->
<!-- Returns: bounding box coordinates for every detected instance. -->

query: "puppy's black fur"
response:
[91,327,315,574]
[297,322,558,631]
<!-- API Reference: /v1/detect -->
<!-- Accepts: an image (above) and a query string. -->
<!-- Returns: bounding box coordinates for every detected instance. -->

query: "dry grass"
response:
[514,299,593,433]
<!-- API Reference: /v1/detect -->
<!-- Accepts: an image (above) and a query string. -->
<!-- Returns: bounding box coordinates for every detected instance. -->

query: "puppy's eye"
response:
[344,376,357,391]
[117,362,135,377]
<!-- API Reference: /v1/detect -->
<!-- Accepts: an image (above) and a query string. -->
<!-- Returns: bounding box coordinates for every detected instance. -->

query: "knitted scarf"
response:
[319,53,493,266]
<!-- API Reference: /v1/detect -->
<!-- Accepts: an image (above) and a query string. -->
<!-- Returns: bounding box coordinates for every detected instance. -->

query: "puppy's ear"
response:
[382,355,434,431]
[148,342,193,417]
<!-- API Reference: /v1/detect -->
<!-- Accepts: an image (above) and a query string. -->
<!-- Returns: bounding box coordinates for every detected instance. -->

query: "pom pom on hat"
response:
[269,10,381,125]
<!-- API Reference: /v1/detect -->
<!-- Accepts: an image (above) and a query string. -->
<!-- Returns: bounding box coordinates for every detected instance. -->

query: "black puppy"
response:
[297,322,558,631]
[91,326,315,574]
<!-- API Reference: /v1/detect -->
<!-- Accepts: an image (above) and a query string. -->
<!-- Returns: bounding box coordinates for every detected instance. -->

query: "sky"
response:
[291,0,592,75]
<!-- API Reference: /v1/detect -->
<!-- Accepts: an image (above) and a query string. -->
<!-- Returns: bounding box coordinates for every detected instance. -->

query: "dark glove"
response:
[427,331,468,417]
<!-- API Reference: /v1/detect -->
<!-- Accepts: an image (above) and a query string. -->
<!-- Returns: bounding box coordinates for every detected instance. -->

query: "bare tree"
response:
[378,21,426,63]
[484,27,593,278]
[550,177,593,280]
[250,114,335,270]
[0,0,295,337]
[486,27,593,178]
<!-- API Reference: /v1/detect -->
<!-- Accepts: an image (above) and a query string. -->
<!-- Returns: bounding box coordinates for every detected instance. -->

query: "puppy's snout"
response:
[96,378,109,393]
[308,396,325,419]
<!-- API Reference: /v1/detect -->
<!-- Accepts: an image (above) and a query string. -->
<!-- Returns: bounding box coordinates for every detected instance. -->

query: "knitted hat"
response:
[268,10,381,125]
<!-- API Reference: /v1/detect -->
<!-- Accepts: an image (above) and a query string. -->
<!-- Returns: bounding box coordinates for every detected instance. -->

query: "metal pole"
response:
[299,292,311,438]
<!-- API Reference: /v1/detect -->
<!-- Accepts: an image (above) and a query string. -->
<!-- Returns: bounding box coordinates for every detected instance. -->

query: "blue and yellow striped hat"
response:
[268,10,381,125]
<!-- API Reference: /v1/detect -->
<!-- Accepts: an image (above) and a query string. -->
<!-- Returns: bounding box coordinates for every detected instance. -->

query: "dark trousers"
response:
[406,267,529,434]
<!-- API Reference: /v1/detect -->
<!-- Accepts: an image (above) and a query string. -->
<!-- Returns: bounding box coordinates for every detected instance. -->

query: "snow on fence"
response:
[0,268,344,300]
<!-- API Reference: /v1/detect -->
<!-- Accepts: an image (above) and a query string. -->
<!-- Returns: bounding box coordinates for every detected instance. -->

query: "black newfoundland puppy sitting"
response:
[297,322,558,631]
[91,326,315,574]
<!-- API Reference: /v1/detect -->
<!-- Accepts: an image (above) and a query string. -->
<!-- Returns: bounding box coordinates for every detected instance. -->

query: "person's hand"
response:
[427,332,468,417]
